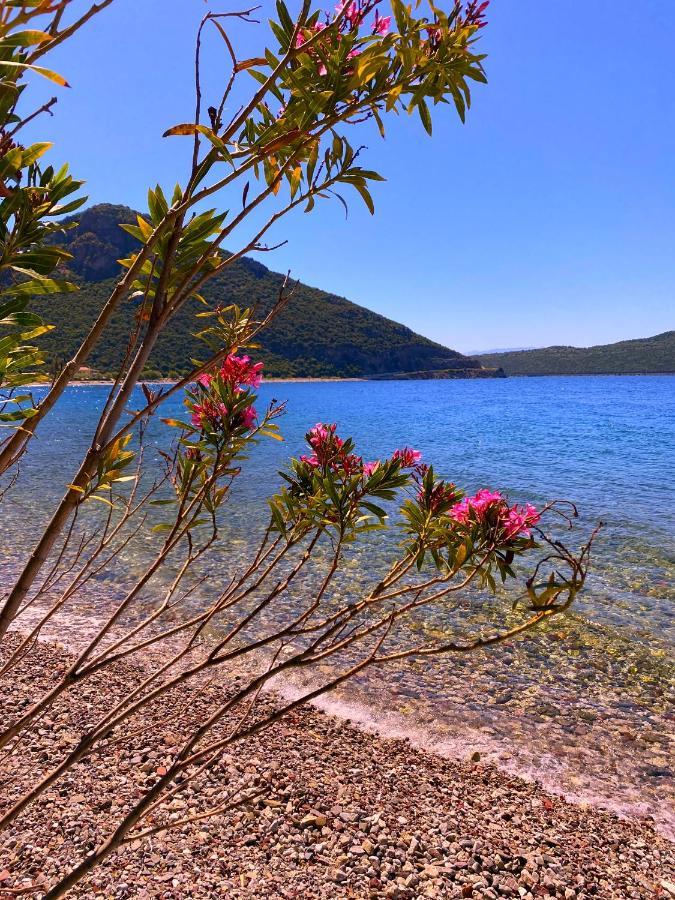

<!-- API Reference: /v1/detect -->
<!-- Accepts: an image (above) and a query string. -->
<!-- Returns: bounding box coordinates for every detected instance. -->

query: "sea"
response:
[1,375,673,837]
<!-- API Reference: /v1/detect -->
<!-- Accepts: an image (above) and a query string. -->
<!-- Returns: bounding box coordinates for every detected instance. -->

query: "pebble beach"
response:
[1,635,673,900]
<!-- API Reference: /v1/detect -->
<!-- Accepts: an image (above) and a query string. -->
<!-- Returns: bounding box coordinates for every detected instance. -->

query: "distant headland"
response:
[474,331,675,376]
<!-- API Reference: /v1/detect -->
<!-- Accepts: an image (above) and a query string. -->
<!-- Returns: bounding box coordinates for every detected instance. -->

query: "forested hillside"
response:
[37,205,494,380]
[477,332,675,376]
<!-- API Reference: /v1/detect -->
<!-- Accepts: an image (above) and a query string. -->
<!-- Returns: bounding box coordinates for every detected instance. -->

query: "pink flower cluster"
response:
[299,424,421,480]
[363,448,421,478]
[392,447,422,468]
[335,1,390,33]
[424,1,489,52]
[190,354,261,433]
[293,1,391,76]
[450,489,540,540]
[363,460,380,478]
[295,21,327,49]
[300,423,360,473]
[190,399,228,429]
[191,400,257,432]
[463,0,489,29]
[336,1,362,28]
[501,504,541,540]
[372,10,391,34]
[302,422,334,463]
[450,488,502,523]
[197,354,263,391]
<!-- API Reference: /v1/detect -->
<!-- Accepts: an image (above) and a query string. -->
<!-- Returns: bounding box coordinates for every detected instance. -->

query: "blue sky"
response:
[23,0,675,353]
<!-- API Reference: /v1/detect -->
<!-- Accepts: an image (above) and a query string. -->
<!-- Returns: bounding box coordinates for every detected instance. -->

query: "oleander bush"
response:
[0,3,598,896]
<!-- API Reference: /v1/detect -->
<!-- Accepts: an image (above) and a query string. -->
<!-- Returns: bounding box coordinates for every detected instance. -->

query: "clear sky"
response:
[23,0,675,353]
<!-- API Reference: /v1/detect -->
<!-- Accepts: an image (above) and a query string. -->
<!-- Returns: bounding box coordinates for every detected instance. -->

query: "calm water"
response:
[2,376,674,835]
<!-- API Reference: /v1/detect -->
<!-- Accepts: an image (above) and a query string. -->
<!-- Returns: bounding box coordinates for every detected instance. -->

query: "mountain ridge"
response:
[37,204,501,380]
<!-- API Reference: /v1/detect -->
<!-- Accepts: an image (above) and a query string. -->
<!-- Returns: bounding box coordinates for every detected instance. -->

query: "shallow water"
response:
[1,376,673,837]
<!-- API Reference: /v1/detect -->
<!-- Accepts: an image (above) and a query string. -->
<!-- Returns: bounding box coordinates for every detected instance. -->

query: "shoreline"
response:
[487,372,675,378]
[1,634,673,899]
[25,377,367,387]
[22,372,675,389]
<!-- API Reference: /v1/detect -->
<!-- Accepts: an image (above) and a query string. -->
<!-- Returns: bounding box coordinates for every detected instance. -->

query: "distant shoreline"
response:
[494,371,675,378]
[25,372,674,388]
[27,377,368,388]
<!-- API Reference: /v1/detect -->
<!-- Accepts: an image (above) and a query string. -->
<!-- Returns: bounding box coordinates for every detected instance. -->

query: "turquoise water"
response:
[1,376,674,835]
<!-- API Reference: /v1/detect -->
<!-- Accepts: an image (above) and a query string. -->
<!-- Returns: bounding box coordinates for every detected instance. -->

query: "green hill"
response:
[35,204,499,380]
[476,332,675,376]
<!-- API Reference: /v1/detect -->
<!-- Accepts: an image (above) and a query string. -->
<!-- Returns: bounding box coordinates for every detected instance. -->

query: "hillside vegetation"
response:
[477,332,675,376]
[37,205,494,380]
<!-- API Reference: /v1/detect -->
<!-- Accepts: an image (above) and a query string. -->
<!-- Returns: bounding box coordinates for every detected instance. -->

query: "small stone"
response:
[299,814,322,828]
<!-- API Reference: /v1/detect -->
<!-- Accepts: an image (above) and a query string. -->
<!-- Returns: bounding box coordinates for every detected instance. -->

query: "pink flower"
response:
[450,497,471,523]
[341,453,362,476]
[308,423,344,454]
[450,489,502,523]
[196,372,213,388]
[191,400,228,429]
[220,354,263,389]
[428,26,442,48]
[302,423,362,476]
[450,489,540,542]
[296,21,334,75]
[464,0,489,29]
[363,460,380,478]
[239,405,257,430]
[392,447,422,468]
[502,503,540,539]
[373,13,391,35]
[336,1,361,29]
[305,423,341,467]
[308,423,332,447]
[471,488,503,514]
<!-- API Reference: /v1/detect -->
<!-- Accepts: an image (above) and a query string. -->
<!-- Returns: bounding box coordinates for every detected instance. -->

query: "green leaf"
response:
[0,30,52,48]
[0,60,69,87]
[259,428,284,441]
[89,493,115,507]
[275,0,295,37]
[147,186,168,224]
[162,123,231,159]
[20,141,52,166]
[235,57,268,72]
[2,277,77,298]
[362,501,388,519]
[9,246,72,275]
[351,180,375,215]
[418,99,432,135]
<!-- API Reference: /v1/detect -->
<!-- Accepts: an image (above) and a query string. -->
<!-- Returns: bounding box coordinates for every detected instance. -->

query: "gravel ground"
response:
[0,636,673,899]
